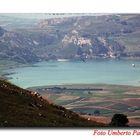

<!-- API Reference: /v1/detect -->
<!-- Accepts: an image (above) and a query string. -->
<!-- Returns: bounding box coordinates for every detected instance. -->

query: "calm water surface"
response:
[7,60,140,88]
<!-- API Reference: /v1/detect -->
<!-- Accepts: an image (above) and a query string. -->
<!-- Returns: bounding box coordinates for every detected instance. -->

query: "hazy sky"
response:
[0,13,106,19]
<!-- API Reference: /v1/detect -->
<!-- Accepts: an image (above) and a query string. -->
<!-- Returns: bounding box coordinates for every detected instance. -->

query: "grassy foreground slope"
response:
[31,84,140,126]
[0,80,103,127]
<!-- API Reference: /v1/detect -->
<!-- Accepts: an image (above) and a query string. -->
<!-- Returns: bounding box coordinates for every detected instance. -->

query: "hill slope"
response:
[1,14,140,63]
[0,80,103,127]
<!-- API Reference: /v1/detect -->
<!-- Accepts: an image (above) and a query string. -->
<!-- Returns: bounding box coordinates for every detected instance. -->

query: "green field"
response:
[30,84,140,125]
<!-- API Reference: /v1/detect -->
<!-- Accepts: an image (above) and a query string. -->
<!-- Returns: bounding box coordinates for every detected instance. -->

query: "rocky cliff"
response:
[0,14,140,63]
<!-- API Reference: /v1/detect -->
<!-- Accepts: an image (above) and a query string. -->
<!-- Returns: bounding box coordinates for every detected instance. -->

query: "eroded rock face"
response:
[61,32,124,59]
[1,14,140,63]
[0,26,125,62]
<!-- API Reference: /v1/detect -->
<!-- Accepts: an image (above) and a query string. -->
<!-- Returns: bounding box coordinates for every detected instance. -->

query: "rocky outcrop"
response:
[0,25,125,62]
[61,32,124,59]
[0,14,140,63]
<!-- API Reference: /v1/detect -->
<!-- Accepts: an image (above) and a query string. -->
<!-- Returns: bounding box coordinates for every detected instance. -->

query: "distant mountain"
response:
[0,79,102,127]
[0,14,140,63]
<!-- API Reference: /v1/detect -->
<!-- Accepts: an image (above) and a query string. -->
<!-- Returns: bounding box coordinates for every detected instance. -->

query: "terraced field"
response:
[30,84,140,126]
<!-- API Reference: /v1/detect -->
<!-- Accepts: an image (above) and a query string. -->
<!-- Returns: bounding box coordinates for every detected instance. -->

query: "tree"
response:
[110,114,129,127]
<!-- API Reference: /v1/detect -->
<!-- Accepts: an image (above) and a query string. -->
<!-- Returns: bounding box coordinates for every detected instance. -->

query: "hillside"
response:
[0,14,140,63]
[30,84,140,126]
[0,80,103,127]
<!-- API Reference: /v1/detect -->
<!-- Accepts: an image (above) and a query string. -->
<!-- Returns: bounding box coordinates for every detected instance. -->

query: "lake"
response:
[6,59,140,88]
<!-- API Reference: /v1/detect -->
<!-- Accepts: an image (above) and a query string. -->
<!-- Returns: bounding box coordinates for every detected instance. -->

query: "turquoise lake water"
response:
[7,60,140,88]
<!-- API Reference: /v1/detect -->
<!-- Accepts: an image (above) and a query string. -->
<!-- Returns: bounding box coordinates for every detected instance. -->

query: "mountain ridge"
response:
[0,14,140,63]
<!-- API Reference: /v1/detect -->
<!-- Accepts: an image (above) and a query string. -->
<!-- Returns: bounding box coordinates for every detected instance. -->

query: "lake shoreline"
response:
[28,83,140,94]
[2,59,140,88]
